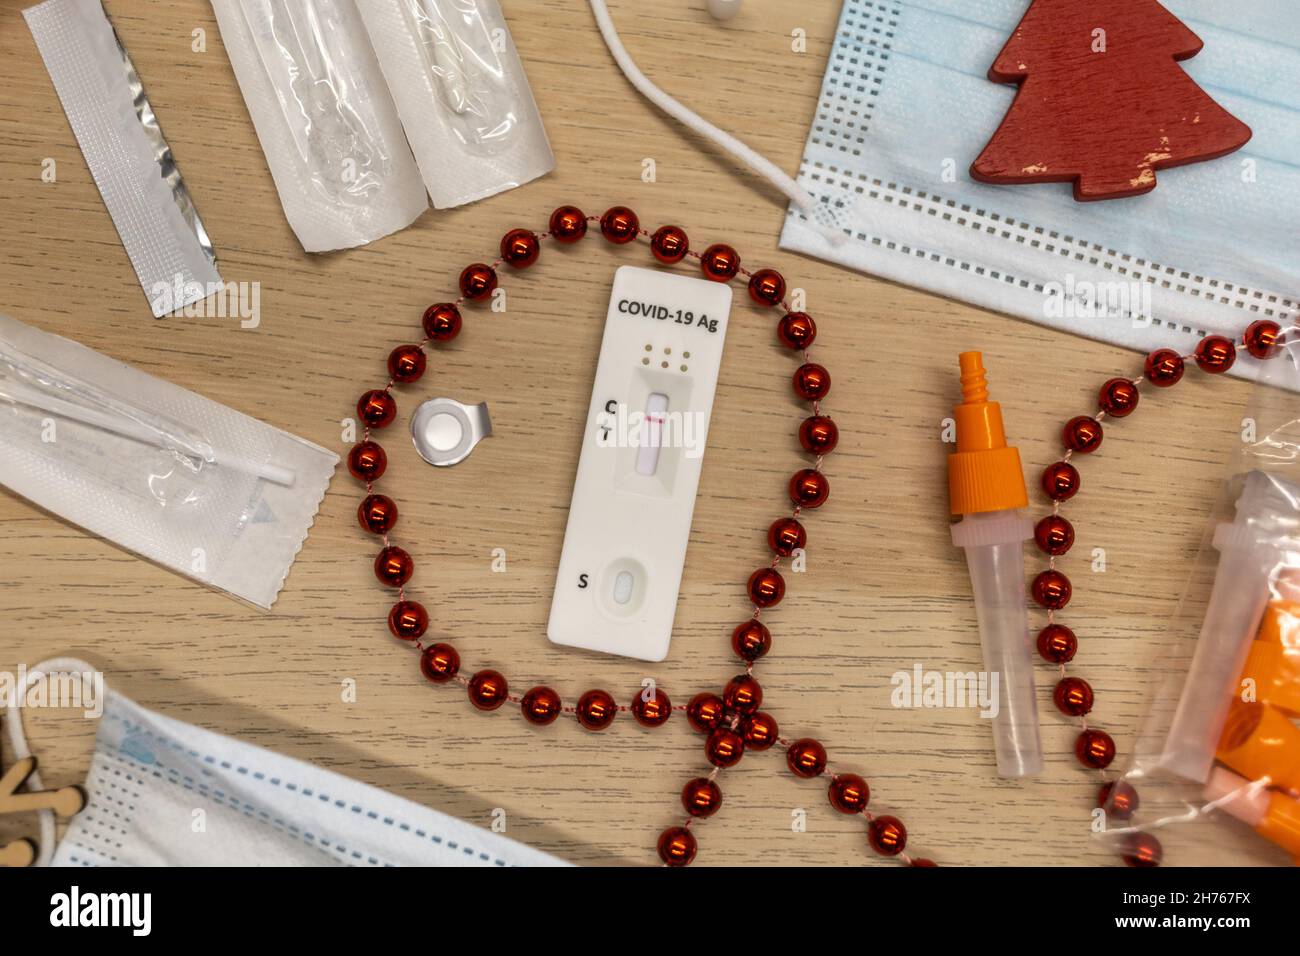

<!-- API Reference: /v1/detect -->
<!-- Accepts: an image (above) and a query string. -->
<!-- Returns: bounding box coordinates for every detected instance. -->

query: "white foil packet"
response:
[357,0,555,208]
[0,314,337,609]
[25,0,223,318]
[210,0,429,252]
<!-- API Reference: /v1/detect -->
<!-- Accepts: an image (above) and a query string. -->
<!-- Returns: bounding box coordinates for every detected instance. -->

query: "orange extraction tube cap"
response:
[948,352,1029,515]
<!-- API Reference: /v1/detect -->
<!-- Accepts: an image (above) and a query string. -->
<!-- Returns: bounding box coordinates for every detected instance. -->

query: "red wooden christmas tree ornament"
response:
[971,0,1251,201]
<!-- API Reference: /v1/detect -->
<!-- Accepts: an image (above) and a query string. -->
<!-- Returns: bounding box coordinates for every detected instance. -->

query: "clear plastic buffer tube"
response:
[948,352,1042,777]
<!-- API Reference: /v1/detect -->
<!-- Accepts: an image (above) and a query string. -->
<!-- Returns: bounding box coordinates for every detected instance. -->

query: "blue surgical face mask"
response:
[781,0,1300,379]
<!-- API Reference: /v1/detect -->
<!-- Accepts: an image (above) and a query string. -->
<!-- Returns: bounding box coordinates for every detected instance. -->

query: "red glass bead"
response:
[630,686,673,727]
[789,469,830,508]
[1194,334,1236,374]
[681,777,723,818]
[374,546,413,588]
[419,642,459,683]
[1054,676,1094,716]
[1041,461,1080,501]
[347,441,387,482]
[549,205,588,243]
[740,711,779,751]
[576,689,617,730]
[1031,569,1071,610]
[786,738,827,778]
[798,415,839,455]
[1034,514,1074,556]
[686,693,726,734]
[422,303,462,341]
[499,228,540,269]
[731,620,772,662]
[1075,728,1116,769]
[358,494,398,535]
[705,727,745,768]
[387,344,426,384]
[700,243,740,282]
[768,517,806,557]
[468,669,509,711]
[357,390,396,429]
[387,600,428,641]
[650,224,689,263]
[1098,780,1140,820]
[1144,348,1185,387]
[722,674,763,715]
[1121,832,1162,868]
[599,206,640,244]
[657,826,696,867]
[1062,416,1102,454]
[828,773,870,814]
[911,858,938,868]
[792,363,831,401]
[1244,319,1282,360]
[747,567,785,608]
[867,815,907,856]
[777,311,817,350]
[1036,623,1078,664]
[521,686,563,725]
[748,268,787,307]
[1098,377,1139,418]
[459,263,498,301]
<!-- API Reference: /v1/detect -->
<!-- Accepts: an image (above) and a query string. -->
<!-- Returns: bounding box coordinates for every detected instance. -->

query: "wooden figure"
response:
[0,725,86,867]
[971,0,1251,201]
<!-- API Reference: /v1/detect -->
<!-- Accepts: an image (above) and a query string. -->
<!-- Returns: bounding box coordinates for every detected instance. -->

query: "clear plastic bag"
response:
[1113,332,1300,865]
[0,314,336,609]
[357,0,555,208]
[211,0,429,251]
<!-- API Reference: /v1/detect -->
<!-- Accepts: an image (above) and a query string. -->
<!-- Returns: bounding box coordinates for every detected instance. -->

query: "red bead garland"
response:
[348,203,926,869]
[599,206,640,244]
[575,689,618,731]
[699,243,740,282]
[1031,325,1298,867]
[468,669,509,711]
[358,494,398,535]
[522,686,563,725]
[500,229,541,269]
[682,777,723,818]
[387,600,427,641]
[650,225,689,264]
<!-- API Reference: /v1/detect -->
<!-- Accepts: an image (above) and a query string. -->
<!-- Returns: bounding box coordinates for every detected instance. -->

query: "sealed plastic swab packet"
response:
[25,0,222,318]
[357,0,555,208]
[210,0,429,252]
[0,314,337,609]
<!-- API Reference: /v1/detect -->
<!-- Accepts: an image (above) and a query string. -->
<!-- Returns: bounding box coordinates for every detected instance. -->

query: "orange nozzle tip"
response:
[948,352,1028,515]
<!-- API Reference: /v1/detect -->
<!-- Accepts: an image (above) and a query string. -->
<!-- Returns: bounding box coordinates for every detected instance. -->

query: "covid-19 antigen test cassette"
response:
[548,266,733,662]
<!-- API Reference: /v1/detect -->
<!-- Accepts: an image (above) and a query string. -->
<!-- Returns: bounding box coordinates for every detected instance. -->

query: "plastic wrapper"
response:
[1112,331,1300,866]
[357,0,555,208]
[0,314,337,609]
[25,0,222,316]
[211,0,429,252]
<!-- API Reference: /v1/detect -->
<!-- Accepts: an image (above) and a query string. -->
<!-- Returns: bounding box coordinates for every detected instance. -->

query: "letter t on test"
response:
[548,266,732,661]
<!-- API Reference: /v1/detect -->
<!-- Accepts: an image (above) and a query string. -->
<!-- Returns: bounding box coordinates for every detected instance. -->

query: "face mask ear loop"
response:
[588,0,825,218]
[5,656,98,867]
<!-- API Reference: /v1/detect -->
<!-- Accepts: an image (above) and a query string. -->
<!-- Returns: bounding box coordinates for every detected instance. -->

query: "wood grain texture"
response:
[0,0,1278,866]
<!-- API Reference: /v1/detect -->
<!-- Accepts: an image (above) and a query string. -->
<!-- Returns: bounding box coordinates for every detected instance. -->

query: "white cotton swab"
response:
[0,377,295,487]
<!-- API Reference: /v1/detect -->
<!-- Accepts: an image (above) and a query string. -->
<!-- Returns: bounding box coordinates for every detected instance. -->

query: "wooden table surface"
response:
[0,0,1282,866]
